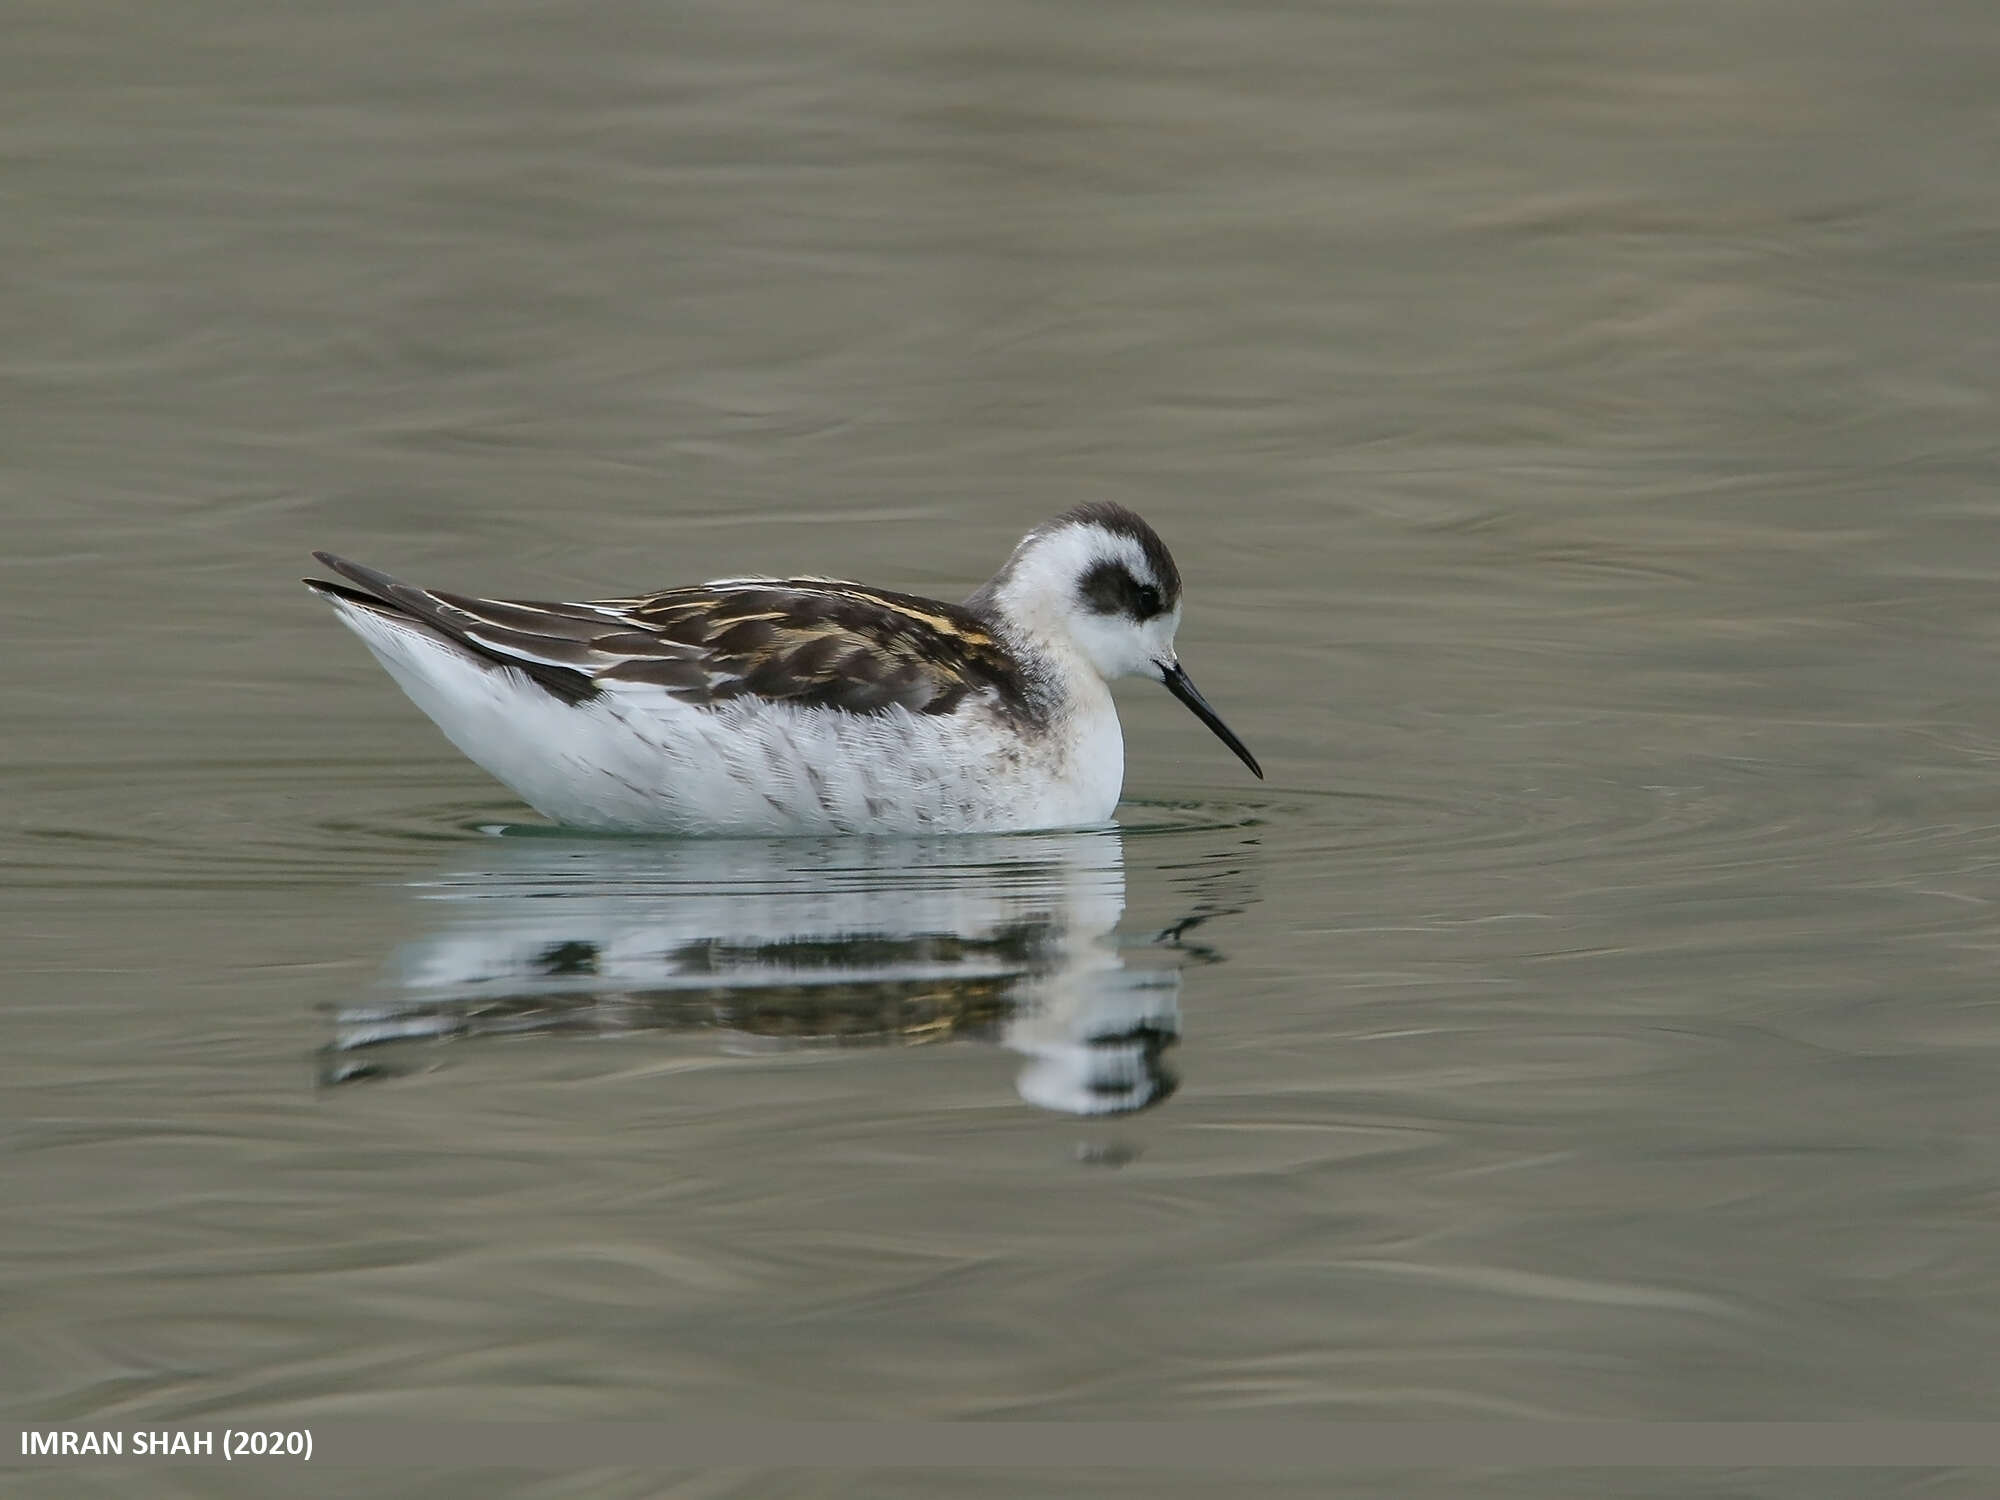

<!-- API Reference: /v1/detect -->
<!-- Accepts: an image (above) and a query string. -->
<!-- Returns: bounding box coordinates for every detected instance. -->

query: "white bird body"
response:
[307,504,1257,835]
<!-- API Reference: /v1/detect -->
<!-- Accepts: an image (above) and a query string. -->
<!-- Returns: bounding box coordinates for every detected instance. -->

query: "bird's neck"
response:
[967,584,1108,719]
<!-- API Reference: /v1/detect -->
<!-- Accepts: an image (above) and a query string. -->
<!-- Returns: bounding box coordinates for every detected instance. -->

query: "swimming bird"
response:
[305,503,1261,835]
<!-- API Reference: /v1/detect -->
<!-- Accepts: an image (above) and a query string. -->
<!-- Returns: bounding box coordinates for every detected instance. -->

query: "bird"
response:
[304,502,1261,835]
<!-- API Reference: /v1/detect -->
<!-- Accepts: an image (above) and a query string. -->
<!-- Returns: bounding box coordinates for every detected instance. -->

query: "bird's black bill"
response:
[1159,661,1263,780]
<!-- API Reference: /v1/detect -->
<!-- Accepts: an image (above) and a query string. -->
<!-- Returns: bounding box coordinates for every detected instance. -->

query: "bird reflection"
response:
[323,825,1216,1116]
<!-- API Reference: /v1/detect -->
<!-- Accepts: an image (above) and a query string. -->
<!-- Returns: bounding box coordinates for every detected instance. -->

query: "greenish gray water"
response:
[5,1,2000,1496]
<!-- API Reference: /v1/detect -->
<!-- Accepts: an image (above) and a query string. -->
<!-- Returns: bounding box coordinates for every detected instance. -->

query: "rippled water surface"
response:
[7,1,2000,1495]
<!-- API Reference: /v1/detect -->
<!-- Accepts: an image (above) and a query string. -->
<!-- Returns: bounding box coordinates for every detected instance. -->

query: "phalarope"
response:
[305,503,1261,835]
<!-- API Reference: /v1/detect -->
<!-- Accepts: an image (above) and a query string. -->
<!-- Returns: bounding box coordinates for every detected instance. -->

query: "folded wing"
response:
[306,552,1026,718]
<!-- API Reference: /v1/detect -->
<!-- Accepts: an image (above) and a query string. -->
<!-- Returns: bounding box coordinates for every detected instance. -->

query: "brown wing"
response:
[307,554,1028,717]
[599,581,1027,716]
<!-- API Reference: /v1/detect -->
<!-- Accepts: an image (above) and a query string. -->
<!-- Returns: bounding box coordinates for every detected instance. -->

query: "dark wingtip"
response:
[303,550,600,707]
[308,550,408,598]
[306,552,387,604]
[310,550,362,584]
[304,571,402,612]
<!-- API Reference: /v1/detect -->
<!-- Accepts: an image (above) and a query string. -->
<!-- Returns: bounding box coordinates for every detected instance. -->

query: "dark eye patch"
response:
[1079,560,1167,620]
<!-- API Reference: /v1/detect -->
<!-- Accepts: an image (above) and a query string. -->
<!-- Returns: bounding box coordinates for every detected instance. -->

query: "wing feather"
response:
[307,555,1029,718]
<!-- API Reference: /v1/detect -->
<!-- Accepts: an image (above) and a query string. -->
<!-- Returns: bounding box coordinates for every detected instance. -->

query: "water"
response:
[6,0,2000,1493]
